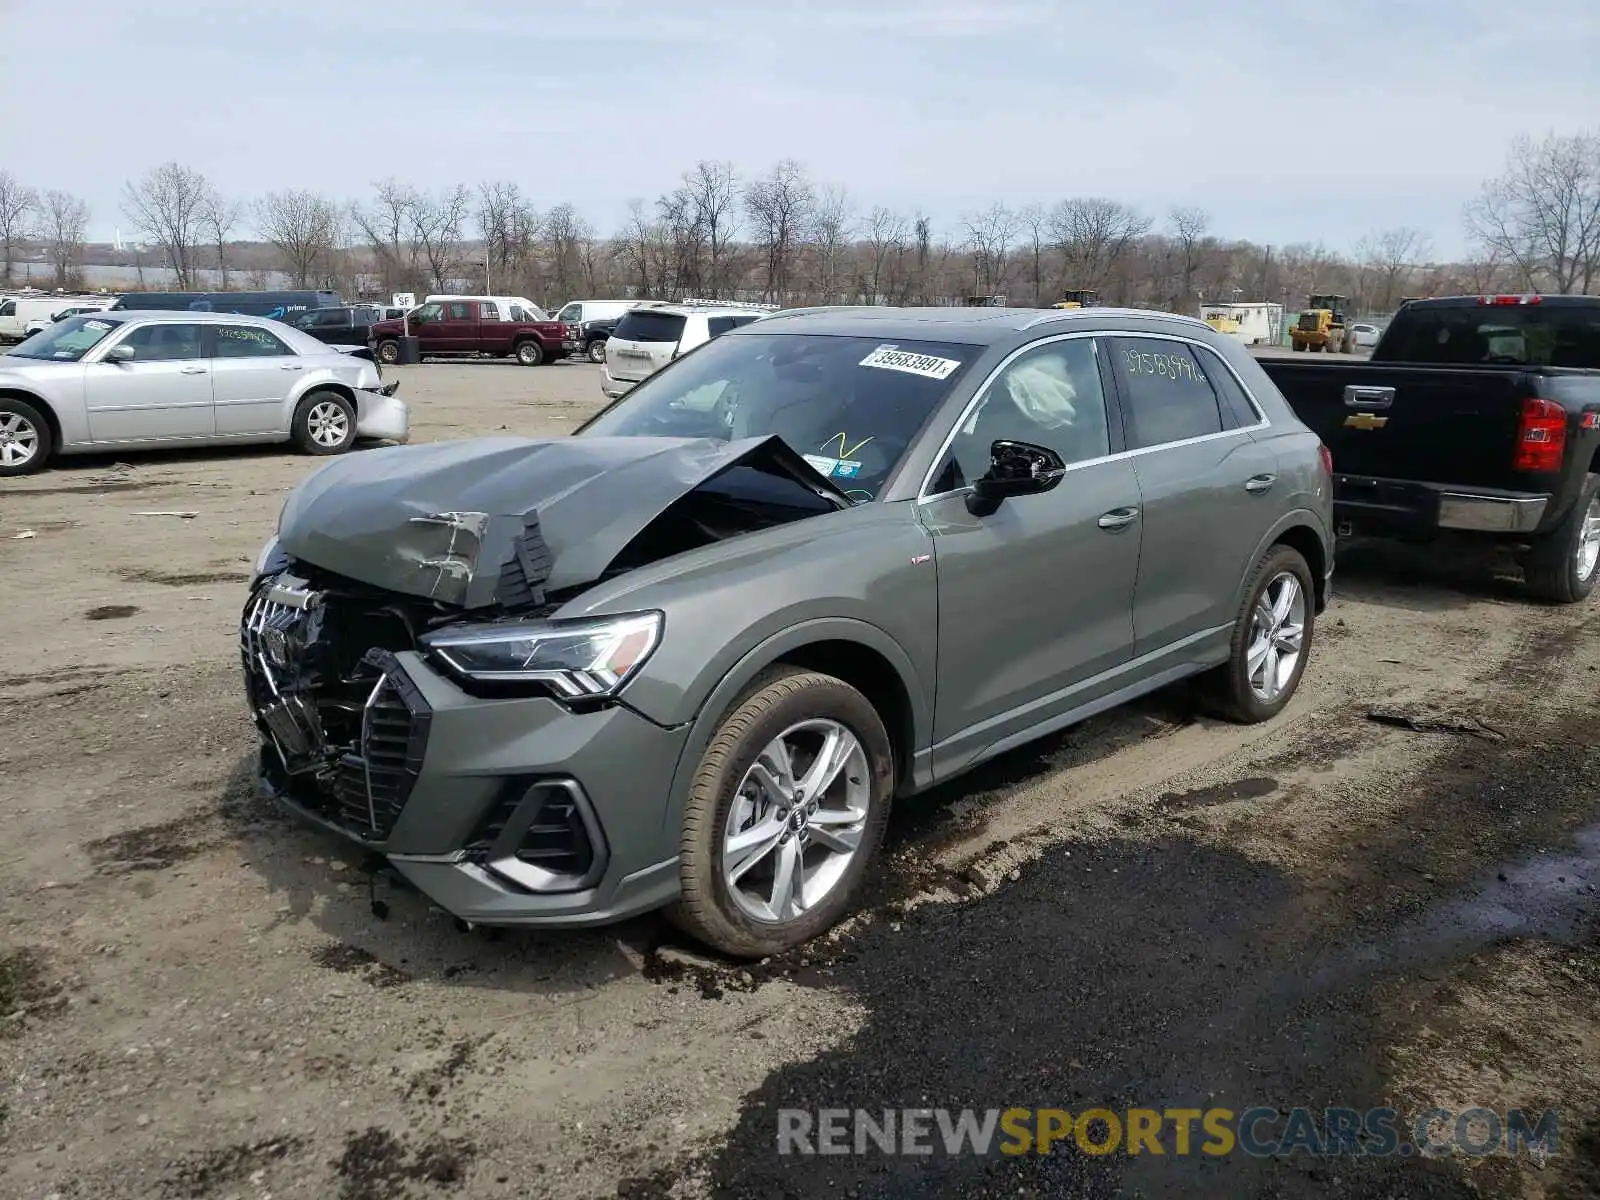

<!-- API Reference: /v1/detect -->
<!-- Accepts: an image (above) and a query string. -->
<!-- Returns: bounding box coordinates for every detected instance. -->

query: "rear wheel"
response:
[667,667,895,959]
[0,396,51,476]
[1201,544,1315,723]
[515,340,544,366]
[375,339,400,365]
[1524,475,1600,604]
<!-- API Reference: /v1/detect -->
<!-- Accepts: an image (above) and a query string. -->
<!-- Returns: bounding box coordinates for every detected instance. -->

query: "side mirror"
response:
[105,343,135,363]
[966,439,1065,517]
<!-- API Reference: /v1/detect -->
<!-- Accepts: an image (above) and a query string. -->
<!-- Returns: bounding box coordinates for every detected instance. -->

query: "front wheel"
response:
[667,667,895,959]
[1201,544,1316,723]
[291,390,358,456]
[586,339,607,363]
[1524,475,1600,604]
[515,340,544,366]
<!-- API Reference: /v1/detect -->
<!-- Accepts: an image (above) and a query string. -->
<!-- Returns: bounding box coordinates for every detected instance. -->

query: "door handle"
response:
[280,363,303,370]
[1343,384,1394,409]
[179,366,207,375]
[1244,473,1277,494]
[1097,506,1140,531]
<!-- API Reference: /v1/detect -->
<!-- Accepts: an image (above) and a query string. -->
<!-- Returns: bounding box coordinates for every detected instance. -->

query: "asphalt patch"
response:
[119,567,246,586]
[159,1135,307,1198]
[334,1127,475,1200]
[1157,776,1279,810]
[310,942,411,989]
[85,604,141,621]
[0,946,52,1029]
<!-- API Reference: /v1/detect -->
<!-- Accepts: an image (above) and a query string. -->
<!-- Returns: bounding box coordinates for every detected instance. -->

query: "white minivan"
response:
[0,296,106,343]
[600,302,774,399]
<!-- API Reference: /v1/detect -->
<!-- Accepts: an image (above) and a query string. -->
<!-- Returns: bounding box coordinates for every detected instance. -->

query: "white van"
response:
[555,299,670,362]
[0,296,103,343]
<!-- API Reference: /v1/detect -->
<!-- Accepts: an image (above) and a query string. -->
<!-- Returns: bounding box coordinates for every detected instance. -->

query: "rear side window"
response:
[480,301,500,320]
[730,315,761,328]
[1109,337,1225,448]
[614,311,687,344]
[1194,346,1260,430]
[707,317,738,337]
[447,302,472,320]
[215,324,292,358]
[1378,304,1600,367]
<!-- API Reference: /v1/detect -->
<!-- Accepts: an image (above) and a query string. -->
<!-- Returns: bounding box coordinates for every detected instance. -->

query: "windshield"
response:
[1378,304,1600,366]
[8,314,124,362]
[579,332,978,500]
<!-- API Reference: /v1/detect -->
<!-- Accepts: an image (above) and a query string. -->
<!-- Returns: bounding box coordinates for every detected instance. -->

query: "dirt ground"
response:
[1,357,1597,1199]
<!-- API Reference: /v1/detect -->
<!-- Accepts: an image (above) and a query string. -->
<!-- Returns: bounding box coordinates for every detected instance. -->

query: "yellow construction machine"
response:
[1050,289,1100,309]
[1289,294,1356,353]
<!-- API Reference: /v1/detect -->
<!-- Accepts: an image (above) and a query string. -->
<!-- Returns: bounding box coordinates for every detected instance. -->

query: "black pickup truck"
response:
[1258,294,1600,602]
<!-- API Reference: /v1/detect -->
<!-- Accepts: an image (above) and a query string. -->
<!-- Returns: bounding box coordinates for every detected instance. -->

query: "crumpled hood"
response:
[277,434,846,608]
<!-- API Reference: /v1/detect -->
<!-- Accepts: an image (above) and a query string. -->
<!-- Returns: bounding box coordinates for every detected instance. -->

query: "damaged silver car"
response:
[243,306,1333,957]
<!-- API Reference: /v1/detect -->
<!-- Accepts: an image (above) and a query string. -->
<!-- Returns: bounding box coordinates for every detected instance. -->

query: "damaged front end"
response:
[242,433,848,858]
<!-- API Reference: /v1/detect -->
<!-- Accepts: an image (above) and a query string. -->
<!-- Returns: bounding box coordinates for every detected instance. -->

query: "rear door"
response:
[210,322,301,435]
[83,321,215,441]
[436,301,478,353]
[606,309,687,382]
[1107,335,1283,657]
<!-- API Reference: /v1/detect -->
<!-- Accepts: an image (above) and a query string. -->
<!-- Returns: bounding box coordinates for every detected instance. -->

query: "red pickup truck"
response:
[368,299,570,366]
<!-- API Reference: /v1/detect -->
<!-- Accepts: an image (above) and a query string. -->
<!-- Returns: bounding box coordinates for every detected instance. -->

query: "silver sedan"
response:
[0,310,408,476]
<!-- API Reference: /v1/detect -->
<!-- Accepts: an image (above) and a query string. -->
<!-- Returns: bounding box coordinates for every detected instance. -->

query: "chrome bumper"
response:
[1436,493,1549,534]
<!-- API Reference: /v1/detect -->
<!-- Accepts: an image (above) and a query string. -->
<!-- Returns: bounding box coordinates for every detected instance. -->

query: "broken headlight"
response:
[252,535,288,582]
[421,611,663,700]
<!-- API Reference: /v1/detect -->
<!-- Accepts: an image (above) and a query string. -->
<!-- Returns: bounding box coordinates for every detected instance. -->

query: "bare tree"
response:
[351,179,424,294]
[409,185,471,293]
[1354,226,1435,311]
[656,184,706,297]
[542,202,591,303]
[863,206,907,304]
[962,202,1019,296]
[1467,130,1600,294]
[201,192,243,288]
[1048,198,1152,300]
[40,190,89,288]
[1168,206,1211,309]
[0,172,38,284]
[1017,204,1049,306]
[807,185,853,303]
[613,198,658,297]
[257,189,342,287]
[745,160,815,302]
[682,161,740,297]
[122,162,216,289]
[476,181,539,296]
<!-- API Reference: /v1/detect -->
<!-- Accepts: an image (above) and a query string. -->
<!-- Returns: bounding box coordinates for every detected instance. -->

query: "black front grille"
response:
[243,575,431,842]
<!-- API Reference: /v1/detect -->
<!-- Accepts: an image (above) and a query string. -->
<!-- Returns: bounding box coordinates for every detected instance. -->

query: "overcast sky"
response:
[5,0,1597,259]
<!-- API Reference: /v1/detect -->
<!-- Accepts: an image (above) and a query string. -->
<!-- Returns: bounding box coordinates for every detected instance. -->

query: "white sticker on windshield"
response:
[83,319,111,331]
[859,344,961,380]
[803,454,840,478]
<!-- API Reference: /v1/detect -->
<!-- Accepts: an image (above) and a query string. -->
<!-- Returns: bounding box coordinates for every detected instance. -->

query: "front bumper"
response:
[1333,474,1550,539]
[355,384,409,443]
[250,639,691,927]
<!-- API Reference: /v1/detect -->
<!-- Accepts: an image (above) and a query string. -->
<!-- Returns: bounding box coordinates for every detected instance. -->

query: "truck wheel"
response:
[0,396,52,477]
[586,339,607,363]
[1200,544,1316,723]
[1524,475,1600,604]
[666,667,895,959]
[514,340,544,366]
[291,390,358,456]
[375,339,400,365]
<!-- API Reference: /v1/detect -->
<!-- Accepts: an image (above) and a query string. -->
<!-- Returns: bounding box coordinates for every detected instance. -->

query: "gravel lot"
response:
[2,357,1597,1199]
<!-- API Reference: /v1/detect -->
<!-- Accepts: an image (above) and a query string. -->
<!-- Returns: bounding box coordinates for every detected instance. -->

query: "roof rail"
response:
[1021,306,1209,330]
[675,297,782,310]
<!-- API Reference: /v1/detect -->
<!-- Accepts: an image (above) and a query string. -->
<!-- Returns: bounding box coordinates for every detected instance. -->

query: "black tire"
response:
[667,667,895,959]
[0,395,53,477]
[1201,544,1316,723]
[514,340,544,366]
[375,338,400,365]
[1524,474,1600,604]
[290,390,358,456]
[1292,342,1305,352]
[586,339,607,364]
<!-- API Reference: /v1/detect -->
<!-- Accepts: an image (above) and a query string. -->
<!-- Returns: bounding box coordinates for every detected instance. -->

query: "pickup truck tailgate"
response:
[1259,362,1529,488]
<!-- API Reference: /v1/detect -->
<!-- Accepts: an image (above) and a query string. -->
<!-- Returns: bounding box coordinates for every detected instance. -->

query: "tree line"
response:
[1,127,1595,315]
